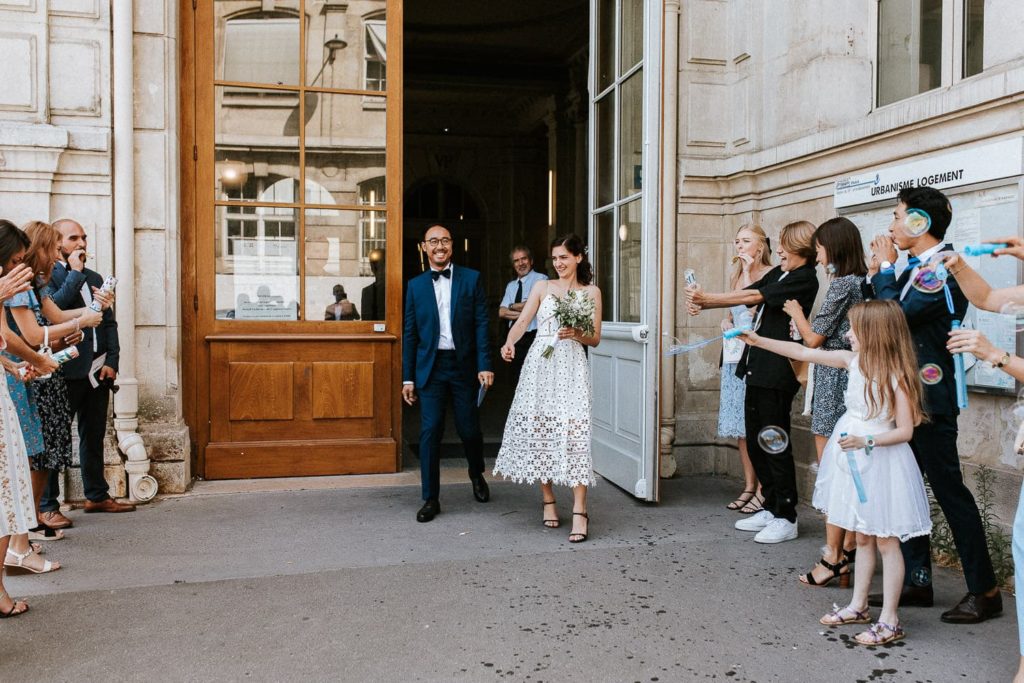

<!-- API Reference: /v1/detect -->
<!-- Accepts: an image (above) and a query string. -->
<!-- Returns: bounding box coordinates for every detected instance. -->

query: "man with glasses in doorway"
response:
[402,225,494,523]
[499,245,547,385]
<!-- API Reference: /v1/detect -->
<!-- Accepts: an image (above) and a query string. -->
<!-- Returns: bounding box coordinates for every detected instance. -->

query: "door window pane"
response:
[216,4,300,86]
[617,199,642,323]
[305,92,386,203]
[620,0,643,75]
[595,209,615,321]
[618,69,642,199]
[963,0,984,78]
[877,0,943,106]
[215,85,300,201]
[306,3,388,91]
[597,0,616,92]
[304,209,387,321]
[216,206,299,320]
[596,94,615,208]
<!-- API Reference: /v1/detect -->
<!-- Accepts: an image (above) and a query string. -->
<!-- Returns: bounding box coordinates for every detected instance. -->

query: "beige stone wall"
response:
[674,0,1024,525]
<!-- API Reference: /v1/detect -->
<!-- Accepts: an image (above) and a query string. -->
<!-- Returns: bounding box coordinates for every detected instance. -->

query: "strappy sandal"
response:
[819,603,871,626]
[4,547,60,574]
[800,556,850,588]
[542,500,560,528]
[739,491,765,515]
[854,621,904,646]
[569,512,588,543]
[28,524,64,541]
[844,547,857,564]
[0,591,28,618]
[727,489,756,511]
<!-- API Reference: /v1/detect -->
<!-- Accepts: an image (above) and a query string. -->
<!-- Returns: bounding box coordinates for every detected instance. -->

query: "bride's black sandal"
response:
[542,500,560,528]
[569,512,589,543]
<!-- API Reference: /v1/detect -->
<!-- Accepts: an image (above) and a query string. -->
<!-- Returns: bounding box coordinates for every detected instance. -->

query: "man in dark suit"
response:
[867,186,1000,623]
[37,219,134,525]
[402,224,494,522]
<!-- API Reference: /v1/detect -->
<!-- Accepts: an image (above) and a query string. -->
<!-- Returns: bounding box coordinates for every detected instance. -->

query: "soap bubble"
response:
[910,567,931,587]
[911,265,946,294]
[904,209,931,237]
[757,426,789,454]
[920,364,943,385]
[999,302,1024,334]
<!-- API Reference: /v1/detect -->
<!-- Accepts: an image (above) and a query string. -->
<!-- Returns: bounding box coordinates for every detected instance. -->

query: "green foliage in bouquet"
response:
[541,290,596,359]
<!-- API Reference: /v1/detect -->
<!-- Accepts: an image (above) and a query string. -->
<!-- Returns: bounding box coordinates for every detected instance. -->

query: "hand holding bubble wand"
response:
[839,432,868,504]
[939,265,970,410]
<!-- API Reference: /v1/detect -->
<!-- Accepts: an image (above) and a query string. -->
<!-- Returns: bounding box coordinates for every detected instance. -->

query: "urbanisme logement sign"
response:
[834,137,1023,209]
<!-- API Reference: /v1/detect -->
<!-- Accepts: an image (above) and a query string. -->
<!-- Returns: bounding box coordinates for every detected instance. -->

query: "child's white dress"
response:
[812,357,932,541]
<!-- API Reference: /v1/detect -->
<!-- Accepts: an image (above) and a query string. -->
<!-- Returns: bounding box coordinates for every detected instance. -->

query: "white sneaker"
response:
[735,509,775,532]
[754,517,798,544]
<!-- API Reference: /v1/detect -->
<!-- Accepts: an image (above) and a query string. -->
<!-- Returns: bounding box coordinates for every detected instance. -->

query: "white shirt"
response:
[432,263,455,350]
[899,242,947,301]
[499,270,547,332]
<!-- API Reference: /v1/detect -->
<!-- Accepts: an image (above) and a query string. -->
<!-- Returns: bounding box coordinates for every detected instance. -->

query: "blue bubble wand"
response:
[665,324,751,356]
[839,432,868,504]
[940,266,969,410]
[963,243,1008,256]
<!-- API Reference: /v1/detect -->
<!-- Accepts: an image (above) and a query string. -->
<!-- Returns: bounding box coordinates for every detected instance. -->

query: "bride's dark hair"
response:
[550,233,593,285]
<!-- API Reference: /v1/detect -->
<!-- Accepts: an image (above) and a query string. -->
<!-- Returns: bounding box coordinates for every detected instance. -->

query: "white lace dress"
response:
[493,294,595,487]
[812,357,931,541]
[0,346,37,537]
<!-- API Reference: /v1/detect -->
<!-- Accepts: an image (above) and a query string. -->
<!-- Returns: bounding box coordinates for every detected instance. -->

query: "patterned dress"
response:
[493,293,595,487]
[809,274,863,436]
[0,340,38,537]
[6,288,73,471]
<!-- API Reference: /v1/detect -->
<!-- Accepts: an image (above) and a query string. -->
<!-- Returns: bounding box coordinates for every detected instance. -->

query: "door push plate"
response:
[631,325,650,344]
[373,323,385,332]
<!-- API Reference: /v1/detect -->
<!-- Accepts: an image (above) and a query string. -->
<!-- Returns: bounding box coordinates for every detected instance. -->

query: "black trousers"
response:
[40,378,111,509]
[901,412,996,593]
[510,330,536,385]
[417,351,485,501]
[744,384,799,523]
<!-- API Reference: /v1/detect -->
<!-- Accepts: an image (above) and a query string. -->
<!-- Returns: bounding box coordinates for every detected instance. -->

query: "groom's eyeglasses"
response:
[424,237,452,247]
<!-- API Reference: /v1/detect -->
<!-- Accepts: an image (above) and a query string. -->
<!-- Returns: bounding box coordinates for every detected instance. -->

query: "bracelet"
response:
[73,317,81,332]
[948,264,965,276]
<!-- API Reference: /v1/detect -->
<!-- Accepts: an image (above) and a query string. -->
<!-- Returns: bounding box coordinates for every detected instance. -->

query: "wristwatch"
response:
[880,261,893,272]
[995,352,1012,368]
[865,435,875,454]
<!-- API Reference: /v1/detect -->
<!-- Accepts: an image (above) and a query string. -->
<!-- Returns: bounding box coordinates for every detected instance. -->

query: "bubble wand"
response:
[839,432,868,504]
[665,325,751,356]
[942,270,969,410]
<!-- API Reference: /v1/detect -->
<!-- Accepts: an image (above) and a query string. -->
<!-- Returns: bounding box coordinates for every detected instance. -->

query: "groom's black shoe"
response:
[471,476,490,503]
[417,499,441,523]
[868,584,933,608]
[941,590,1003,624]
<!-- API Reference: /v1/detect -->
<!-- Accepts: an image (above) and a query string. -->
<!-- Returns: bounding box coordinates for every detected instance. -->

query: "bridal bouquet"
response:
[541,290,596,359]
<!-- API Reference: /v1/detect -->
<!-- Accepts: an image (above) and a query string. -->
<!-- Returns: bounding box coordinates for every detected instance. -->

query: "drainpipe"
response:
[112,0,158,501]
[659,0,681,478]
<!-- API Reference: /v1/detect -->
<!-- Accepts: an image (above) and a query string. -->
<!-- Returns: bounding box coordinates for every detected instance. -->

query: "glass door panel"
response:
[306,1,388,91]
[595,94,615,209]
[595,209,615,320]
[303,208,387,321]
[619,0,643,74]
[618,69,643,200]
[617,198,642,323]
[215,1,301,86]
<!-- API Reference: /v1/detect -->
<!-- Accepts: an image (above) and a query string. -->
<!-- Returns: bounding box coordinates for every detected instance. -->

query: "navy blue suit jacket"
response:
[48,262,120,380]
[402,266,492,389]
[869,245,966,416]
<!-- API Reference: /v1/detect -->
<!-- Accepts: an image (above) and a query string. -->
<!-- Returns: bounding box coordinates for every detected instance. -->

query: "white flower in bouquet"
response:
[541,290,596,359]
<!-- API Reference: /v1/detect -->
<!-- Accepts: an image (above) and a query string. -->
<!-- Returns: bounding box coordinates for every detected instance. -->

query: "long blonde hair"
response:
[730,223,773,287]
[848,300,926,426]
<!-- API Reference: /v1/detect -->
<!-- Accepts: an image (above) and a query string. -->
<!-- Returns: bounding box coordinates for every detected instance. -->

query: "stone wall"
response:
[673,0,1024,527]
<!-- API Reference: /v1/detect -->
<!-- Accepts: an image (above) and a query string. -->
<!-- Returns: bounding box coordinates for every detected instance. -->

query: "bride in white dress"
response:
[494,234,602,543]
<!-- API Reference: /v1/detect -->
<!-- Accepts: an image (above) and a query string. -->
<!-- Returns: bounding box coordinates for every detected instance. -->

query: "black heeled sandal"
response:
[542,500,560,528]
[569,512,588,543]
[0,591,28,618]
[799,556,850,588]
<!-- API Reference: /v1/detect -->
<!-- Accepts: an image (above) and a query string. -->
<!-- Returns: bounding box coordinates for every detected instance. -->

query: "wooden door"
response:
[184,0,403,478]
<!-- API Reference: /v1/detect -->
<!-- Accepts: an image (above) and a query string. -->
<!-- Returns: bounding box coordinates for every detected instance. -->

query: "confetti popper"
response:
[665,324,751,356]
[963,243,1008,257]
[942,280,969,410]
[839,432,868,504]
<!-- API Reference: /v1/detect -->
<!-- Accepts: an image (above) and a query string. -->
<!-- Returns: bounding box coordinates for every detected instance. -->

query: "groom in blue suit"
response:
[403,224,494,522]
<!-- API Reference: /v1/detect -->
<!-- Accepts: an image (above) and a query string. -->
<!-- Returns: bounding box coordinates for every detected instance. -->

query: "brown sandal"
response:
[542,500,560,528]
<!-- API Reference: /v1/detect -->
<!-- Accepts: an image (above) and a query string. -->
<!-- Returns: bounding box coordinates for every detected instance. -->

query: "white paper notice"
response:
[971,312,1016,390]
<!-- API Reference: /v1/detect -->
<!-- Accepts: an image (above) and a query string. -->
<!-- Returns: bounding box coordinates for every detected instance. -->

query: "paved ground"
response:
[1,472,1016,682]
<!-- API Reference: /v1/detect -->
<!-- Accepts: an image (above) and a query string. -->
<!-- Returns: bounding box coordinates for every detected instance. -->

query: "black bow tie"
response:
[431,268,451,281]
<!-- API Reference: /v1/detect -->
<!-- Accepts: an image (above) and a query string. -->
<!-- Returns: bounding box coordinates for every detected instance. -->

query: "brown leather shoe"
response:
[940,591,1003,624]
[868,584,933,608]
[38,510,73,529]
[83,498,136,513]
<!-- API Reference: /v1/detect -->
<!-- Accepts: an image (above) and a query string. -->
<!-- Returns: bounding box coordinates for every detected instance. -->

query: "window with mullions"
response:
[364,18,387,91]
[877,0,943,106]
[358,177,386,274]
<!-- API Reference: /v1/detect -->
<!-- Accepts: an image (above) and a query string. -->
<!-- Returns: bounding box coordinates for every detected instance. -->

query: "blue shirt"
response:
[500,270,547,332]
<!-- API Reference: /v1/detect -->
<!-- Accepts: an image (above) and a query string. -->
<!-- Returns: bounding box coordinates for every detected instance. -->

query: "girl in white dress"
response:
[741,300,930,645]
[494,234,602,543]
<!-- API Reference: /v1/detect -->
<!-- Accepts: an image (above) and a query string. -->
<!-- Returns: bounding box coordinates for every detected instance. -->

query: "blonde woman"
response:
[718,225,773,513]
